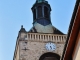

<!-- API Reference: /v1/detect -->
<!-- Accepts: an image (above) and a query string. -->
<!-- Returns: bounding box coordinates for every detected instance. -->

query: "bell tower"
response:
[13,0,67,60]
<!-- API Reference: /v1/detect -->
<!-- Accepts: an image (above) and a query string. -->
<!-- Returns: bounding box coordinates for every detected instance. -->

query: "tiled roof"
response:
[29,26,64,35]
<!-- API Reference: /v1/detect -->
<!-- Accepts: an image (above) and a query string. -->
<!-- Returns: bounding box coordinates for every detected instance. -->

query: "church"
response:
[13,0,67,60]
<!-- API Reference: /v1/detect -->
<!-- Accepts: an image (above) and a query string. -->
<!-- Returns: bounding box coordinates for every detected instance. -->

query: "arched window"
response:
[44,6,49,18]
[39,52,60,60]
[33,9,36,20]
[37,6,42,18]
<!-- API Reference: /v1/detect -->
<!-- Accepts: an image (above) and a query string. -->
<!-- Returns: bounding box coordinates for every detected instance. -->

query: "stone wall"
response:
[14,33,67,60]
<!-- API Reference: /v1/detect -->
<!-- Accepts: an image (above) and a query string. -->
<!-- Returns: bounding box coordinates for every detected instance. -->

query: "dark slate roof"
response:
[52,26,64,34]
[61,0,80,60]
[28,26,64,35]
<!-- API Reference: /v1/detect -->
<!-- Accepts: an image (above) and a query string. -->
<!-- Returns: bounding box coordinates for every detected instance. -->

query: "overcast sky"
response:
[0,0,76,60]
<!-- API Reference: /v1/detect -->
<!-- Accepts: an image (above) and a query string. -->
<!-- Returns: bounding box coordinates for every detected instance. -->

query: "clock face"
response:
[45,42,56,51]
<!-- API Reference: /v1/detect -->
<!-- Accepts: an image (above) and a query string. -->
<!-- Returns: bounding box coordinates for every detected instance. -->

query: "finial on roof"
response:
[21,25,23,28]
[19,25,27,33]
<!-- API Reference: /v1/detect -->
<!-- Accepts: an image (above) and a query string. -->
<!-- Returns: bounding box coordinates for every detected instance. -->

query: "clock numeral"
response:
[50,46,52,49]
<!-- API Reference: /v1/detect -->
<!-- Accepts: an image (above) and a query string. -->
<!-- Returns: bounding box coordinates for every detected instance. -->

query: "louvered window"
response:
[33,9,36,20]
[37,6,42,18]
[44,6,49,18]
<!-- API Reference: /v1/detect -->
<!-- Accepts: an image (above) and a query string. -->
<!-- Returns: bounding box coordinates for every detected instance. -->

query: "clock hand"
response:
[50,46,52,49]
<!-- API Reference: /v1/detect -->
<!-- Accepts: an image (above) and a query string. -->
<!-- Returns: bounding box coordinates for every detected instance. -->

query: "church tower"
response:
[13,0,67,60]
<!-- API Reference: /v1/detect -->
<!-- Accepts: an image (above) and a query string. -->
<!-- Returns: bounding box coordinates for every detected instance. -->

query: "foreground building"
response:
[61,0,80,60]
[13,0,67,60]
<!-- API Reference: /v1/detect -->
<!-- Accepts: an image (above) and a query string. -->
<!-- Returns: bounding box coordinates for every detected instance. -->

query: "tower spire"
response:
[32,0,51,25]
[29,0,64,34]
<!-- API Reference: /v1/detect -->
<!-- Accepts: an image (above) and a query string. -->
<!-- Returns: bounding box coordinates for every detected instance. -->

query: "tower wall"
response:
[14,33,67,60]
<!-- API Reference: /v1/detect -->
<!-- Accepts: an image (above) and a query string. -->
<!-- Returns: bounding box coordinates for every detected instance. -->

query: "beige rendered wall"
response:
[73,31,80,60]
